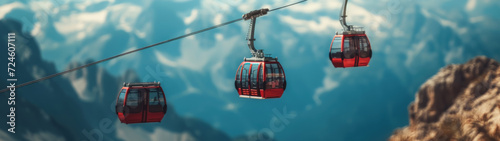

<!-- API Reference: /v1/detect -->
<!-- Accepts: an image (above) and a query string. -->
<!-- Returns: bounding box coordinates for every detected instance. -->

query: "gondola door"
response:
[358,36,371,66]
[353,36,360,67]
[258,64,265,98]
[342,36,355,67]
[116,88,127,122]
[329,36,343,68]
[250,63,260,97]
[146,88,166,122]
[124,88,146,123]
[241,63,251,95]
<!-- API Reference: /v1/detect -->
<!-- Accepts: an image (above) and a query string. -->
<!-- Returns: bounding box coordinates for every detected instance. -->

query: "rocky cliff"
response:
[390,56,500,140]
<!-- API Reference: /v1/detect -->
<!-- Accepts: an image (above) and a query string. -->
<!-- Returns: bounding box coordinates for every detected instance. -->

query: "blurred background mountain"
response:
[390,56,500,140]
[0,19,234,141]
[0,0,499,140]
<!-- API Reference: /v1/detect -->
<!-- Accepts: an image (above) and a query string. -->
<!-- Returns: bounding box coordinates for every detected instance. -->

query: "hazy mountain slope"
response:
[0,95,74,141]
[0,19,92,141]
[0,19,236,141]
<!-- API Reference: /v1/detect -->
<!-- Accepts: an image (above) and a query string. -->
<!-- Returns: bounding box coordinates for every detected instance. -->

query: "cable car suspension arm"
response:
[243,8,269,58]
[339,0,352,31]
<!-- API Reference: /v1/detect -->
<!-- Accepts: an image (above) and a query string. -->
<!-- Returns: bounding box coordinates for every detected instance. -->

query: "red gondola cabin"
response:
[235,8,287,99]
[329,33,372,68]
[115,82,167,124]
[330,0,373,68]
[235,59,286,99]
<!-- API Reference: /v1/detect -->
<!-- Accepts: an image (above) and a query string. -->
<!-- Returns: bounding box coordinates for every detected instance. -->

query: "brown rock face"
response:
[390,56,500,140]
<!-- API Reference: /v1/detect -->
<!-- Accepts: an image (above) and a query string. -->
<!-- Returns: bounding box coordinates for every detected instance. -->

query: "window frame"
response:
[272,63,281,88]
[265,64,273,89]
[148,88,164,113]
[241,63,251,89]
[259,63,264,90]
[330,37,343,59]
[343,36,355,59]
[359,36,371,58]
[250,63,259,89]
[117,89,127,106]
[125,89,143,113]
[235,64,242,89]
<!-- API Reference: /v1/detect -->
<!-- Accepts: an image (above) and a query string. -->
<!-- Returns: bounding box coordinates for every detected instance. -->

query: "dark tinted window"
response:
[149,89,160,105]
[117,89,126,105]
[278,64,285,88]
[259,64,264,89]
[330,37,342,58]
[265,64,273,89]
[343,37,355,59]
[116,89,127,113]
[266,63,284,89]
[359,36,371,58]
[126,90,139,107]
[148,88,164,113]
[272,64,281,88]
[235,64,242,89]
[241,63,250,89]
[126,89,143,113]
[250,63,259,89]
[158,89,165,107]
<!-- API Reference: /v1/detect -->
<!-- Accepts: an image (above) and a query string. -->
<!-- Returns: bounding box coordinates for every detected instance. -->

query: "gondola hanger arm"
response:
[339,0,352,31]
[242,8,269,20]
[244,8,269,58]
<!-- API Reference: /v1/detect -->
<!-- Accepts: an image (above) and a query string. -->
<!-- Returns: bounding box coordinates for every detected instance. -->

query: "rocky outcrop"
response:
[390,56,500,140]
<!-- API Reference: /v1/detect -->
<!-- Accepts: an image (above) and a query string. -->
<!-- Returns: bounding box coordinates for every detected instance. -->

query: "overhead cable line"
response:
[0,0,307,93]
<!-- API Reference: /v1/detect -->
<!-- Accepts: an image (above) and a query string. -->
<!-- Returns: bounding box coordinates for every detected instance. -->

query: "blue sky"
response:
[1,0,500,140]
